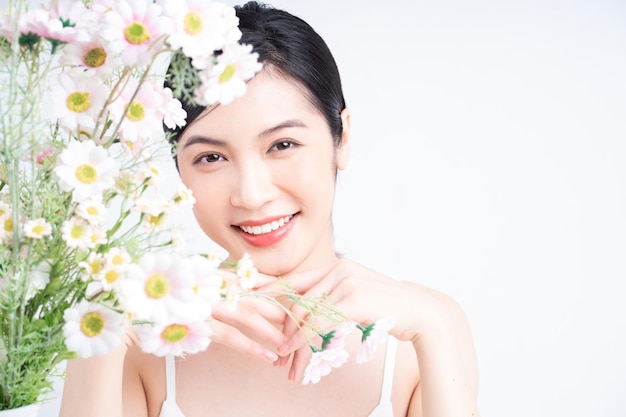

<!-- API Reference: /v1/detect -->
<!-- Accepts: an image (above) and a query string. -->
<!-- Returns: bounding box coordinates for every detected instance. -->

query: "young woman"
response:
[60,2,480,416]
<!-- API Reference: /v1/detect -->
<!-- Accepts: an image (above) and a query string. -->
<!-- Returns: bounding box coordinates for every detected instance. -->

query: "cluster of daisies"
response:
[0,0,394,386]
[0,0,262,360]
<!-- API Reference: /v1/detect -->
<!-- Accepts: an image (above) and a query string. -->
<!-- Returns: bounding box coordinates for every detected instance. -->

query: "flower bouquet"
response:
[0,0,392,412]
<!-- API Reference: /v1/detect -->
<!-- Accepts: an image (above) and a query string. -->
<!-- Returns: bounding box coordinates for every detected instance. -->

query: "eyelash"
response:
[192,140,299,165]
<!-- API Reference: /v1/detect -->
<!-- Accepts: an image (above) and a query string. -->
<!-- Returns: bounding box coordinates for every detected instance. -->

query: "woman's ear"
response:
[336,108,351,170]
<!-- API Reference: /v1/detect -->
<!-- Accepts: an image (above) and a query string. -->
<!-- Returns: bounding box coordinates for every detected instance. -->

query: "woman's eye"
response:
[270,141,296,152]
[194,153,223,164]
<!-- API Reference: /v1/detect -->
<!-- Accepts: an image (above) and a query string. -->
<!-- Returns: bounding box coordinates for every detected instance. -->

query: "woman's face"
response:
[176,69,350,276]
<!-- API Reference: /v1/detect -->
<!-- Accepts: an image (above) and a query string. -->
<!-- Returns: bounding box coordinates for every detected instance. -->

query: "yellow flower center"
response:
[184,11,203,35]
[66,92,91,113]
[124,22,152,45]
[4,218,13,232]
[31,224,45,235]
[219,64,237,84]
[84,47,107,68]
[161,324,189,343]
[126,101,145,122]
[148,213,165,227]
[105,269,120,284]
[145,273,169,298]
[80,312,105,337]
[86,206,100,216]
[112,254,124,266]
[75,164,98,184]
[90,260,102,275]
[70,225,85,239]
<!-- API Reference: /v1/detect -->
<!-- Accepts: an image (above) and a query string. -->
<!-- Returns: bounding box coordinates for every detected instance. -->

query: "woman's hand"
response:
[205,272,288,363]
[256,259,481,417]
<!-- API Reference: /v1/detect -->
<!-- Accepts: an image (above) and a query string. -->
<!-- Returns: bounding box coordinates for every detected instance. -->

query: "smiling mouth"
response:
[237,214,295,236]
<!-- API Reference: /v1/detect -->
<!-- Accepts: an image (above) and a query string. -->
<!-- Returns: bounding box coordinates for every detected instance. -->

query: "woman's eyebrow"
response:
[259,119,307,137]
[182,136,226,149]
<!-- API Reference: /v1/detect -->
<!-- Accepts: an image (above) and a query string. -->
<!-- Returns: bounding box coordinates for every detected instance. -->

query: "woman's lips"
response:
[234,214,297,247]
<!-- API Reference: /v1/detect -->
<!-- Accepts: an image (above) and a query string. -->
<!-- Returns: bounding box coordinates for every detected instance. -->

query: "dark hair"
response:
[165,1,346,148]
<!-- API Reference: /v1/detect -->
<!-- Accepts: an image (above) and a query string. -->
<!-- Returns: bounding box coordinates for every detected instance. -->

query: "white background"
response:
[4,0,625,416]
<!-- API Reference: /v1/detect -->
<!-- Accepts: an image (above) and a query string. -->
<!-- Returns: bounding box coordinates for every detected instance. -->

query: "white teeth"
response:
[239,215,293,235]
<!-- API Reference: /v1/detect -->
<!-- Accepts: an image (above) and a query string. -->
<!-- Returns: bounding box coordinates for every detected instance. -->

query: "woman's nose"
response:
[229,161,278,209]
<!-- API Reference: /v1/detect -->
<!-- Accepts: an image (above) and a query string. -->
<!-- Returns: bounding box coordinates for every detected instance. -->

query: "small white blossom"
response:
[63,300,126,358]
[23,218,52,239]
[61,217,96,251]
[159,87,187,130]
[118,252,195,322]
[46,72,109,133]
[53,140,119,202]
[171,183,195,208]
[137,318,212,357]
[111,78,167,144]
[76,198,106,225]
[160,0,241,62]
[194,42,262,105]
[235,252,257,291]
[101,0,171,67]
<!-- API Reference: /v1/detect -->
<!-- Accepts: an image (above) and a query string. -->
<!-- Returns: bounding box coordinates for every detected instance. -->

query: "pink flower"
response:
[321,321,356,350]
[302,347,349,385]
[357,316,395,364]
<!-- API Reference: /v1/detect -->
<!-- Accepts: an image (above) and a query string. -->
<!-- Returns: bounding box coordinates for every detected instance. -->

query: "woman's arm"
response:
[59,343,140,417]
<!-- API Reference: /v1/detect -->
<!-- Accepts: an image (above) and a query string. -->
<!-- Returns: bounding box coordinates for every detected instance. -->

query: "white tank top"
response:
[159,336,398,417]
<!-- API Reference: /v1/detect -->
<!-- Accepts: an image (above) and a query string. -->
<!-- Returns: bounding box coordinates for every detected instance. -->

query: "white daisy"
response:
[53,139,119,202]
[76,198,106,225]
[46,72,109,133]
[100,0,171,67]
[194,42,263,105]
[111,78,166,143]
[118,252,195,322]
[23,218,52,239]
[79,252,106,282]
[133,197,171,230]
[171,183,195,209]
[61,217,95,251]
[357,316,396,364]
[158,87,187,130]
[61,37,120,79]
[63,300,126,358]
[160,0,241,62]
[137,318,211,357]
[98,247,131,291]
[236,252,258,291]
[0,212,14,244]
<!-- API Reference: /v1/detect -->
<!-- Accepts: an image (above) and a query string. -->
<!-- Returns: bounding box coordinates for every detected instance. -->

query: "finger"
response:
[252,272,280,288]
[288,344,312,383]
[211,300,286,347]
[209,320,279,363]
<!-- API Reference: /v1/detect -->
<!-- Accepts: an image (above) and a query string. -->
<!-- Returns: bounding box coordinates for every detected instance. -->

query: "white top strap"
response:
[380,336,397,401]
[165,355,177,402]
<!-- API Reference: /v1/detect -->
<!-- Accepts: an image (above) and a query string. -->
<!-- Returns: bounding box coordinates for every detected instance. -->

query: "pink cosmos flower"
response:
[357,316,396,364]
[302,347,349,385]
